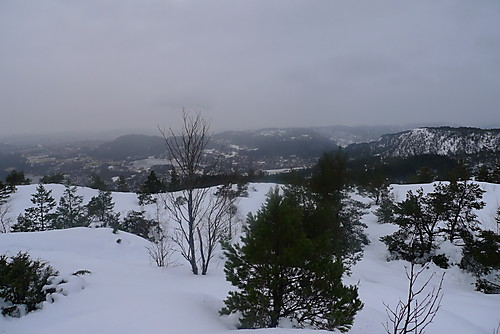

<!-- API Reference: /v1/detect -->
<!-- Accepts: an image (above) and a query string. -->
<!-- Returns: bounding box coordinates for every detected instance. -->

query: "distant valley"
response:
[0,125,498,190]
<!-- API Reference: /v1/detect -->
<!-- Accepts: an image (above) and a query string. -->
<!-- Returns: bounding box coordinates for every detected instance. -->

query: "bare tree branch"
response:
[0,203,13,233]
[383,261,445,334]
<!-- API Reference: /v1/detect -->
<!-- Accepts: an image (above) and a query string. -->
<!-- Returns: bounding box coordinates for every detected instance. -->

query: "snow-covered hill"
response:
[0,183,499,334]
[347,127,500,159]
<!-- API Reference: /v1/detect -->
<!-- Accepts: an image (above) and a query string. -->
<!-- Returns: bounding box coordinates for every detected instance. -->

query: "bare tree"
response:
[159,110,228,275]
[383,261,444,334]
[197,188,237,274]
[141,194,176,268]
[146,225,176,268]
[159,110,210,274]
[0,203,13,233]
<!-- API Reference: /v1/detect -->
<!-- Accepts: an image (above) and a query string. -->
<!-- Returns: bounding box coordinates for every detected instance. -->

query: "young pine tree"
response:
[308,151,369,266]
[433,181,485,242]
[221,188,363,332]
[5,170,30,190]
[88,172,108,191]
[86,190,119,228]
[141,170,165,194]
[0,181,13,205]
[381,181,486,262]
[115,175,129,192]
[381,188,440,262]
[121,210,157,240]
[53,183,88,229]
[167,167,181,192]
[374,187,396,224]
[12,184,56,232]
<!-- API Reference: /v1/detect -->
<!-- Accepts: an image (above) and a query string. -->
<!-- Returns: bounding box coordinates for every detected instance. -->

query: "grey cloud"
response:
[0,0,499,137]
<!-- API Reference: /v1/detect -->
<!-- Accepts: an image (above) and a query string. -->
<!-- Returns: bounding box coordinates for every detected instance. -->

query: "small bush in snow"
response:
[72,269,91,276]
[0,252,59,317]
[431,254,449,269]
[146,226,176,268]
[121,210,158,240]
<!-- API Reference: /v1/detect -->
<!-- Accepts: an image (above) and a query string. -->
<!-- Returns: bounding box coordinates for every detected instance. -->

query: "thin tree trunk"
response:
[188,190,198,275]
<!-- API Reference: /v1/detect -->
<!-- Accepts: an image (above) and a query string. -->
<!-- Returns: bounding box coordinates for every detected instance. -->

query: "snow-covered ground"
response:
[0,182,499,333]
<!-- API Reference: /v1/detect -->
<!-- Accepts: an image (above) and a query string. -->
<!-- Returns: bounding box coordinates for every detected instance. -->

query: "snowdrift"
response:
[0,182,499,333]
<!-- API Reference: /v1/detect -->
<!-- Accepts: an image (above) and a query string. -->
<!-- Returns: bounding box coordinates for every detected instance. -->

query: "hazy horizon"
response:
[1,1,499,136]
[2,121,498,146]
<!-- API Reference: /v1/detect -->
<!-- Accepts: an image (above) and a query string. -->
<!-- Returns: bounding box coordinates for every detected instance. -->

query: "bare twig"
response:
[0,203,13,233]
[383,261,445,334]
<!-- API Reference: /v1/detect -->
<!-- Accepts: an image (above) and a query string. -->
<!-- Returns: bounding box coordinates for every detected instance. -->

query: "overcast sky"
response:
[1,0,499,137]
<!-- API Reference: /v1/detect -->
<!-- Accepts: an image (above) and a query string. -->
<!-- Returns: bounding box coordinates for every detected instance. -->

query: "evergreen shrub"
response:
[0,252,59,317]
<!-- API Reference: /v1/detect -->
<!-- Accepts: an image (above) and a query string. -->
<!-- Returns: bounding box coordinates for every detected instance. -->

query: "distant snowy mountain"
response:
[346,127,500,159]
[310,125,410,147]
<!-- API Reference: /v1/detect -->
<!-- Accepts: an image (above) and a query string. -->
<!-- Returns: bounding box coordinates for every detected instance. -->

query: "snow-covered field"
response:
[0,182,499,334]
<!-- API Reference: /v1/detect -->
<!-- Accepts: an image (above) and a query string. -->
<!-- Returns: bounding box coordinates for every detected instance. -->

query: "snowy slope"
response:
[377,127,500,157]
[345,184,500,334]
[347,127,500,159]
[0,183,499,334]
